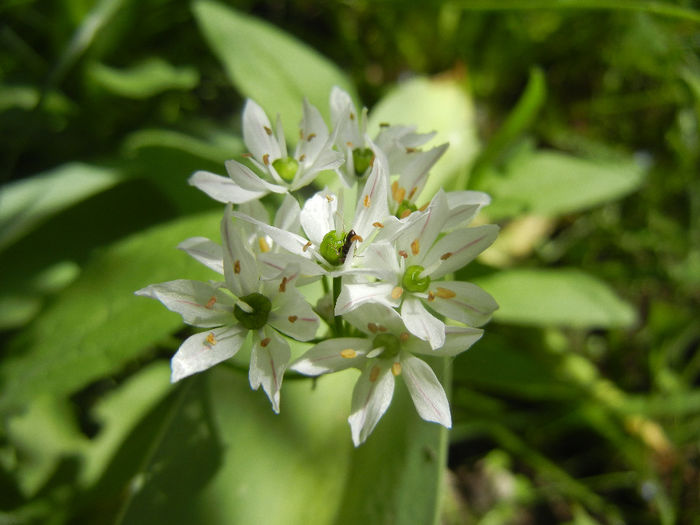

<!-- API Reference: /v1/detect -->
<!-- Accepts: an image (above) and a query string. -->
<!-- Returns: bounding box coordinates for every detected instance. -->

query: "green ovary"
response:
[352,148,374,176]
[320,230,344,266]
[402,265,430,293]
[373,333,401,359]
[272,157,299,182]
[234,293,272,330]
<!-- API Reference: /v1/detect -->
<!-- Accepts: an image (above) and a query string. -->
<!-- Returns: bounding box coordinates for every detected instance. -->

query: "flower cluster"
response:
[136,87,499,446]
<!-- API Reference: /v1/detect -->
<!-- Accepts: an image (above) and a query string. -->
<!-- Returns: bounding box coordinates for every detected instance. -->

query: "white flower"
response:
[135,205,319,412]
[335,190,499,349]
[290,303,484,446]
[189,98,344,203]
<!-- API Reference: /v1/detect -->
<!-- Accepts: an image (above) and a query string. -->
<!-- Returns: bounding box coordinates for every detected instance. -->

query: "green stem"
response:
[333,276,343,336]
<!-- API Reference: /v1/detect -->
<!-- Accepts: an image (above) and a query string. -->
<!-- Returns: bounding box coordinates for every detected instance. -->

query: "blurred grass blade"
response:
[474,268,637,328]
[0,163,122,251]
[193,0,357,139]
[87,58,199,99]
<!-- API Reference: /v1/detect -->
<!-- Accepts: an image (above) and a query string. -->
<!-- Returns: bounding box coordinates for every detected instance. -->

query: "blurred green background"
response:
[1,1,699,524]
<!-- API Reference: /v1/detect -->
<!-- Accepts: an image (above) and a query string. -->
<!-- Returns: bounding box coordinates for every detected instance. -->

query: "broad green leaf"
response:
[474,268,637,328]
[87,58,199,99]
[193,0,357,139]
[483,150,646,218]
[0,162,122,251]
[368,76,480,200]
[0,211,221,415]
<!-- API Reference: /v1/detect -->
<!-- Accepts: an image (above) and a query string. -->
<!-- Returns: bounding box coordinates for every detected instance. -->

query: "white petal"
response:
[352,145,391,241]
[171,325,247,382]
[221,204,259,296]
[233,211,317,261]
[401,296,445,350]
[297,98,330,161]
[300,190,338,245]
[396,143,448,202]
[348,362,395,446]
[330,86,362,147]
[357,241,401,281]
[177,236,224,275]
[395,190,449,266]
[290,337,371,375]
[274,193,301,233]
[189,170,267,204]
[335,282,399,315]
[342,302,406,336]
[242,99,282,161]
[423,224,499,279]
[425,281,498,327]
[406,326,484,357]
[268,288,319,341]
[249,327,290,413]
[135,279,234,327]
[443,190,491,230]
[400,353,451,428]
[224,160,287,194]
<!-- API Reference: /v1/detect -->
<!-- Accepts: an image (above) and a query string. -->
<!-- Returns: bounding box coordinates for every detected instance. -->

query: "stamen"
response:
[264,126,272,135]
[205,296,217,309]
[440,252,453,260]
[325,194,334,202]
[380,122,390,127]
[408,186,418,199]
[411,239,420,255]
[419,202,429,211]
[395,186,406,203]
[391,286,404,299]
[299,154,306,162]
[288,315,298,323]
[234,260,241,274]
[363,194,371,208]
[302,241,312,252]
[392,362,402,376]
[406,147,417,153]
[391,180,399,197]
[369,365,381,382]
[400,209,411,219]
[399,332,410,342]
[428,291,436,302]
[378,325,387,332]
[346,141,354,147]
[263,153,270,166]
[398,250,408,259]
[436,287,457,299]
[279,277,288,293]
[206,332,216,345]
[307,133,316,141]
[349,112,355,120]
[258,237,271,253]
[372,221,384,228]
[367,322,378,333]
[242,152,253,158]
[260,337,271,347]
[350,234,363,243]
[341,348,357,358]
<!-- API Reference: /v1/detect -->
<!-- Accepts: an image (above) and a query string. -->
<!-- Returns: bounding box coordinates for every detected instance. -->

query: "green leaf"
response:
[0,162,122,251]
[474,268,637,328]
[484,150,646,218]
[0,211,221,415]
[193,0,357,139]
[87,58,199,99]
[367,76,480,199]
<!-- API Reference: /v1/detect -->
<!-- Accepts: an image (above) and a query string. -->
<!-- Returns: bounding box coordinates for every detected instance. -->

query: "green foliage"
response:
[1,0,699,524]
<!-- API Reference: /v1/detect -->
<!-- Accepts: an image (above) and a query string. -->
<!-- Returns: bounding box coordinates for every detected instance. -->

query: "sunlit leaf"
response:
[87,58,199,99]
[474,268,637,327]
[0,162,122,251]
[368,76,480,200]
[0,211,221,415]
[193,0,357,139]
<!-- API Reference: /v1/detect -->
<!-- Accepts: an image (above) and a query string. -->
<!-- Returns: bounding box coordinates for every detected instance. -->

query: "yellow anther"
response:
[325,194,334,202]
[263,153,270,166]
[427,291,436,302]
[398,250,408,259]
[378,325,387,332]
[369,365,381,382]
[440,252,453,260]
[302,241,312,252]
[380,122,390,127]
[307,133,317,141]
[395,186,406,203]
[363,194,371,208]
[368,322,378,333]
[373,221,384,228]
[351,234,363,243]
[288,315,298,323]
[260,337,271,347]
[350,112,355,120]
[258,237,271,253]
[279,276,288,293]
[408,186,418,199]
[391,286,404,299]
[400,209,411,219]
[264,126,272,135]
[205,296,217,309]
[419,202,429,211]
[411,239,420,255]
[436,287,457,299]
[234,260,241,274]
[391,362,402,376]
[299,154,306,162]
[206,332,216,345]
[406,147,417,153]
[399,332,410,342]
[340,348,357,359]
[242,152,253,158]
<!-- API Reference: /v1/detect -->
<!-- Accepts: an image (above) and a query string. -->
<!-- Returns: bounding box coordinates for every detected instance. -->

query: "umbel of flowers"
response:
[136,87,499,446]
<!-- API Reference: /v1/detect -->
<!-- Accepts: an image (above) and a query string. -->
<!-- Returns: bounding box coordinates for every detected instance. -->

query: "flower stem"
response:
[333,275,343,335]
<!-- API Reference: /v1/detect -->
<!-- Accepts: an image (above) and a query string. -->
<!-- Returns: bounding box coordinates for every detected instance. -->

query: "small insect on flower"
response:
[340,229,358,264]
